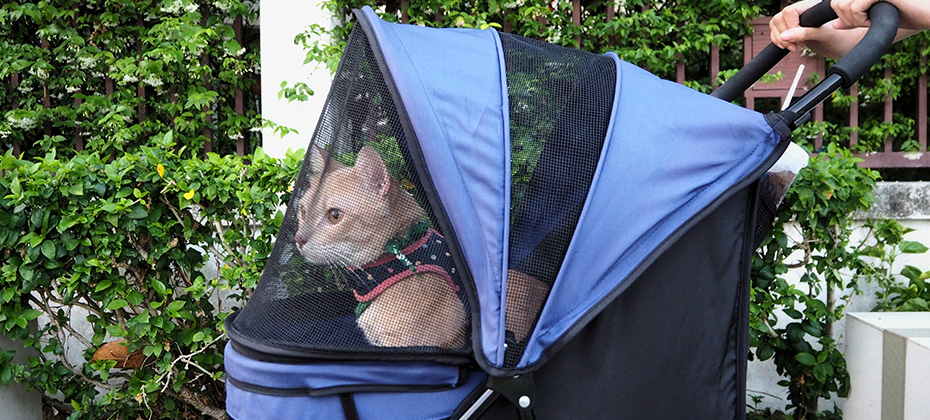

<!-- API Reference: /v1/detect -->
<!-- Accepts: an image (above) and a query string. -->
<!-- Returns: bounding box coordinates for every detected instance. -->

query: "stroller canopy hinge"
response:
[487,373,537,420]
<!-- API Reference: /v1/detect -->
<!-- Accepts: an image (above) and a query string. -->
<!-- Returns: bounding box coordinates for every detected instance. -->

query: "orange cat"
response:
[295,146,468,348]
[294,145,547,348]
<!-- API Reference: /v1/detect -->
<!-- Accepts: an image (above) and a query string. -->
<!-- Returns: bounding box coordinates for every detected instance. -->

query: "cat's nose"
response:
[295,235,306,248]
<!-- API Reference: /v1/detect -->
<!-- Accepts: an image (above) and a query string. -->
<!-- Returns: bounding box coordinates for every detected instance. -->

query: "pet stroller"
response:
[224,2,899,419]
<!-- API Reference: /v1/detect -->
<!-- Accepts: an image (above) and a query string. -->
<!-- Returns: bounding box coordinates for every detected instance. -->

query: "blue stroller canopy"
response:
[219,5,818,419]
[353,6,784,371]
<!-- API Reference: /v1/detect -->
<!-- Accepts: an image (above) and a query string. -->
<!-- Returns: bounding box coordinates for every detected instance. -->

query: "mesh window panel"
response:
[229,26,470,356]
[501,33,616,368]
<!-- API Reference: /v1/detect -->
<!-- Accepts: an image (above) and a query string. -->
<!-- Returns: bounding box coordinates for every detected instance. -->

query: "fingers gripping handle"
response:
[712,0,899,103]
[829,2,899,88]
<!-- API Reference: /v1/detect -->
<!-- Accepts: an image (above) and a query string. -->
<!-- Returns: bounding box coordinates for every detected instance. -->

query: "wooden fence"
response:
[8,11,251,158]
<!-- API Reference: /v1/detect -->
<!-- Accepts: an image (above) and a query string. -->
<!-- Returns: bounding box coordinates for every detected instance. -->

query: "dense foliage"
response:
[0,1,279,419]
[2,0,928,419]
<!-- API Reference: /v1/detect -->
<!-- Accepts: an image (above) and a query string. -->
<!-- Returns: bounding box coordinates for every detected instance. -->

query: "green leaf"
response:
[40,241,56,259]
[757,345,775,361]
[151,279,168,296]
[106,299,127,310]
[901,265,923,282]
[95,279,113,293]
[1,288,15,303]
[68,183,83,196]
[165,300,185,314]
[795,352,817,366]
[127,291,144,306]
[128,206,147,219]
[900,241,929,254]
[783,308,803,319]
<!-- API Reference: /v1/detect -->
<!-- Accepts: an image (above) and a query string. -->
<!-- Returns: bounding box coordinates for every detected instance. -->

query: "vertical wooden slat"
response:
[75,96,83,151]
[676,60,685,85]
[202,13,213,155]
[41,37,52,136]
[606,2,616,47]
[884,67,893,153]
[136,18,147,122]
[400,0,409,24]
[105,77,114,96]
[234,14,246,156]
[11,73,21,155]
[710,44,720,89]
[919,55,927,151]
[572,0,581,48]
[814,103,824,151]
[850,83,859,148]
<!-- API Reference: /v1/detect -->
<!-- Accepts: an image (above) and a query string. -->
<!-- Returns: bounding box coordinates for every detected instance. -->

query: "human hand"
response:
[829,0,930,32]
[770,0,861,59]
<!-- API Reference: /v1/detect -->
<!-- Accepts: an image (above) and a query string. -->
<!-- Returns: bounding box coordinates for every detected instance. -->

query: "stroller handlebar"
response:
[712,0,900,113]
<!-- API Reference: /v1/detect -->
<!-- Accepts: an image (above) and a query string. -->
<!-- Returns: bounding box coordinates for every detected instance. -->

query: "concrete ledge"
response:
[858,182,930,220]
[845,312,930,420]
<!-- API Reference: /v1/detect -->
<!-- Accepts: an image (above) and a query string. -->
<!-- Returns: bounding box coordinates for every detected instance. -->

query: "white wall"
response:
[260,0,334,159]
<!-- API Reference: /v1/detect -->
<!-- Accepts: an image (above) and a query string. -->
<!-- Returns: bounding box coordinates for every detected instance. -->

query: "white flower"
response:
[185,3,199,13]
[66,86,81,93]
[122,74,139,84]
[77,56,97,69]
[7,115,37,131]
[143,75,163,88]
[161,0,183,14]
[31,67,49,81]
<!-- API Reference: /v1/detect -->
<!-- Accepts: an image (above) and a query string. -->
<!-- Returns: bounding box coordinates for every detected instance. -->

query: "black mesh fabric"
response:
[227,25,470,357]
[501,34,616,368]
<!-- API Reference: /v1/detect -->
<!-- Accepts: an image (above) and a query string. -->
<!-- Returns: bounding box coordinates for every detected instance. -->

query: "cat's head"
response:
[294,145,425,267]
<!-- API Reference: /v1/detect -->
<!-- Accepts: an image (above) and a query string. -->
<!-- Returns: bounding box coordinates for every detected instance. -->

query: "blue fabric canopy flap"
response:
[224,5,790,409]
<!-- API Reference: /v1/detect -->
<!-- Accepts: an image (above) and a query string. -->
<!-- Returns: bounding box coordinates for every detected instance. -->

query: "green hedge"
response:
[1,137,299,418]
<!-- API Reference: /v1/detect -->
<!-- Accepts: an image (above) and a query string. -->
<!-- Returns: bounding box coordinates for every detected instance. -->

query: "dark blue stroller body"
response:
[224,3,900,419]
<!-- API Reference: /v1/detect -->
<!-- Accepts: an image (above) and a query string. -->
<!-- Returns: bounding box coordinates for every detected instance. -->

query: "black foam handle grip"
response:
[712,0,899,101]
[829,2,899,87]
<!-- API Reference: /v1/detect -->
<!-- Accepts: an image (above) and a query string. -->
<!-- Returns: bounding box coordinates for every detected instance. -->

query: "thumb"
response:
[779,27,823,44]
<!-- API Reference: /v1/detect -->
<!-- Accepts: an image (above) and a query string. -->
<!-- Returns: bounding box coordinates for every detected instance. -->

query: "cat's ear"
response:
[309,145,329,174]
[355,146,391,197]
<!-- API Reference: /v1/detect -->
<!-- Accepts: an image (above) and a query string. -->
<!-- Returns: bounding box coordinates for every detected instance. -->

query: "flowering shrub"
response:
[0,1,275,418]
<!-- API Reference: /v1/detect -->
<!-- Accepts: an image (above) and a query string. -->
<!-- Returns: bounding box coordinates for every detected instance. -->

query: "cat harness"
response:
[348,228,464,317]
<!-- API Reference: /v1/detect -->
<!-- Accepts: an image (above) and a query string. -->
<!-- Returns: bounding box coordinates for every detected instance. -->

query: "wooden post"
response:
[234,14,246,156]
[137,18,147,122]
[202,13,213,155]
[850,83,859,148]
[41,37,51,137]
[919,55,927,152]
[573,0,581,48]
[75,96,83,152]
[606,2,616,47]
[884,67,893,153]
[11,73,20,155]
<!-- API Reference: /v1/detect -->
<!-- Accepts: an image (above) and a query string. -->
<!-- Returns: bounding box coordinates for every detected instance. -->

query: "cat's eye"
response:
[327,209,343,223]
